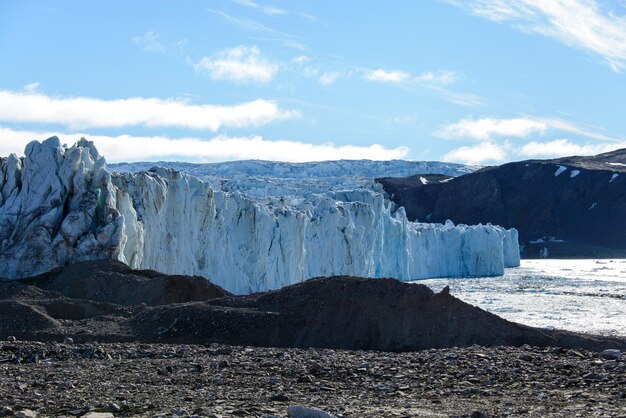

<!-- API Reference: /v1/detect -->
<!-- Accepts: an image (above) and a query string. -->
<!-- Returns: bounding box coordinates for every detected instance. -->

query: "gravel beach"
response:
[0,341,624,417]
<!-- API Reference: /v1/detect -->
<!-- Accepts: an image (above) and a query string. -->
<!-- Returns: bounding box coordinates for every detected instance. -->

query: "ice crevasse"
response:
[0,138,520,294]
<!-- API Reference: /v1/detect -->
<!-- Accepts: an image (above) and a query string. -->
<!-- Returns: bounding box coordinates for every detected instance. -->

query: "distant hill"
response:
[377,149,626,258]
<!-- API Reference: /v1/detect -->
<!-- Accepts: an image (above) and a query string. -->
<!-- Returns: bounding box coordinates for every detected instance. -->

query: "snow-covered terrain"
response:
[110,159,476,182]
[0,138,519,294]
[110,159,477,198]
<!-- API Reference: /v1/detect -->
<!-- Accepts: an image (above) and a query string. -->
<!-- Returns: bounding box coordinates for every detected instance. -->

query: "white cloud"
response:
[0,89,298,131]
[443,141,509,164]
[230,0,287,16]
[290,55,310,64]
[319,72,339,85]
[132,32,187,55]
[414,71,458,86]
[132,31,166,53]
[194,45,278,83]
[364,69,458,86]
[0,127,410,163]
[363,69,411,84]
[23,82,40,93]
[363,68,475,106]
[519,139,626,158]
[435,116,620,142]
[534,117,618,142]
[446,0,626,72]
[436,117,548,140]
[388,114,418,124]
[207,9,306,50]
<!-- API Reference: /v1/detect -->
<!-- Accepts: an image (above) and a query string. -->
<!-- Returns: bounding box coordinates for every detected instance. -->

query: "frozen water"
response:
[418,259,626,337]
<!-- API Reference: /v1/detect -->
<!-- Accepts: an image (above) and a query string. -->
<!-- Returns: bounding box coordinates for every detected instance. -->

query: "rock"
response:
[214,347,232,355]
[583,372,606,382]
[81,414,114,418]
[6,336,15,343]
[1,406,13,416]
[269,393,290,402]
[568,349,585,358]
[308,361,323,373]
[58,381,75,389]
[356,362,369,371]
[600,349,621,360]
[14,411,36,418]
[64,337,75,345]
[440,285,450,295]
[287,405,335,418]
[105,403,121,413]
[170,407,189,417]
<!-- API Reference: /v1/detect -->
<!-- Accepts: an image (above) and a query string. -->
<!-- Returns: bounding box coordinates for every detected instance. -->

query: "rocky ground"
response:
[0,340,624,417]
[1,261,625,417]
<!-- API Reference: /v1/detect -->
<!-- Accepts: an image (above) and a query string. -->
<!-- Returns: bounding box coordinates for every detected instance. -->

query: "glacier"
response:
[110,159,478,199]
[0,138,520,294]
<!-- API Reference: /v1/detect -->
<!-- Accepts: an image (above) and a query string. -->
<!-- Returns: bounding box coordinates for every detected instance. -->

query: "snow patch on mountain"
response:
[554,165,567,177]
[1,138,519,294]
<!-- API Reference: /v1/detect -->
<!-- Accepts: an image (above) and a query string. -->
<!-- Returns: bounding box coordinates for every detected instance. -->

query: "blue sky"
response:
[1,0,625,164]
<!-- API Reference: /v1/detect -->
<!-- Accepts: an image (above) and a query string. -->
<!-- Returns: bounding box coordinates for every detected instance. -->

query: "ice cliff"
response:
[0,138,520,294]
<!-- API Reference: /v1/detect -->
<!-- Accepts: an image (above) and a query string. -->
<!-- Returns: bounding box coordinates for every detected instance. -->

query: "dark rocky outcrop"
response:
[377,149,626,258]
[21,260,231,306]
[134,276,625,351]
[1,262,624,352]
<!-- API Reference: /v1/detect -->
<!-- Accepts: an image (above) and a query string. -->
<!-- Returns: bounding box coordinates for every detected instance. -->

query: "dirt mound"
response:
[131,276,626,352]
[0,281,58,300]
[0,300,61,337]
[2,264,624,351]
[24,260,230,306]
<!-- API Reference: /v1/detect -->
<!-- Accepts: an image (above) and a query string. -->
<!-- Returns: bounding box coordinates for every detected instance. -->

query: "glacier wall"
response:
[0,138,520,294]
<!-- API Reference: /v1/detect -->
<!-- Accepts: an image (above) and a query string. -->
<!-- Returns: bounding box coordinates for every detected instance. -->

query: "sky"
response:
[0,0,625,164]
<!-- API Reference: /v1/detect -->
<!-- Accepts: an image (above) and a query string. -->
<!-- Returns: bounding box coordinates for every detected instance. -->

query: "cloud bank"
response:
[436,116,619,142]
[0,89,297,131]
[0,127,410,163]
[438,115,626,164]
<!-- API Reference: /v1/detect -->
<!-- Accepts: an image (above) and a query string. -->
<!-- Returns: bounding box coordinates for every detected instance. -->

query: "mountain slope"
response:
[377,150,626,258]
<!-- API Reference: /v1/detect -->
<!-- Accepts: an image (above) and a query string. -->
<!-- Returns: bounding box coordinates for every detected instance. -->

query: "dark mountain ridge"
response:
[377,149,626,258]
